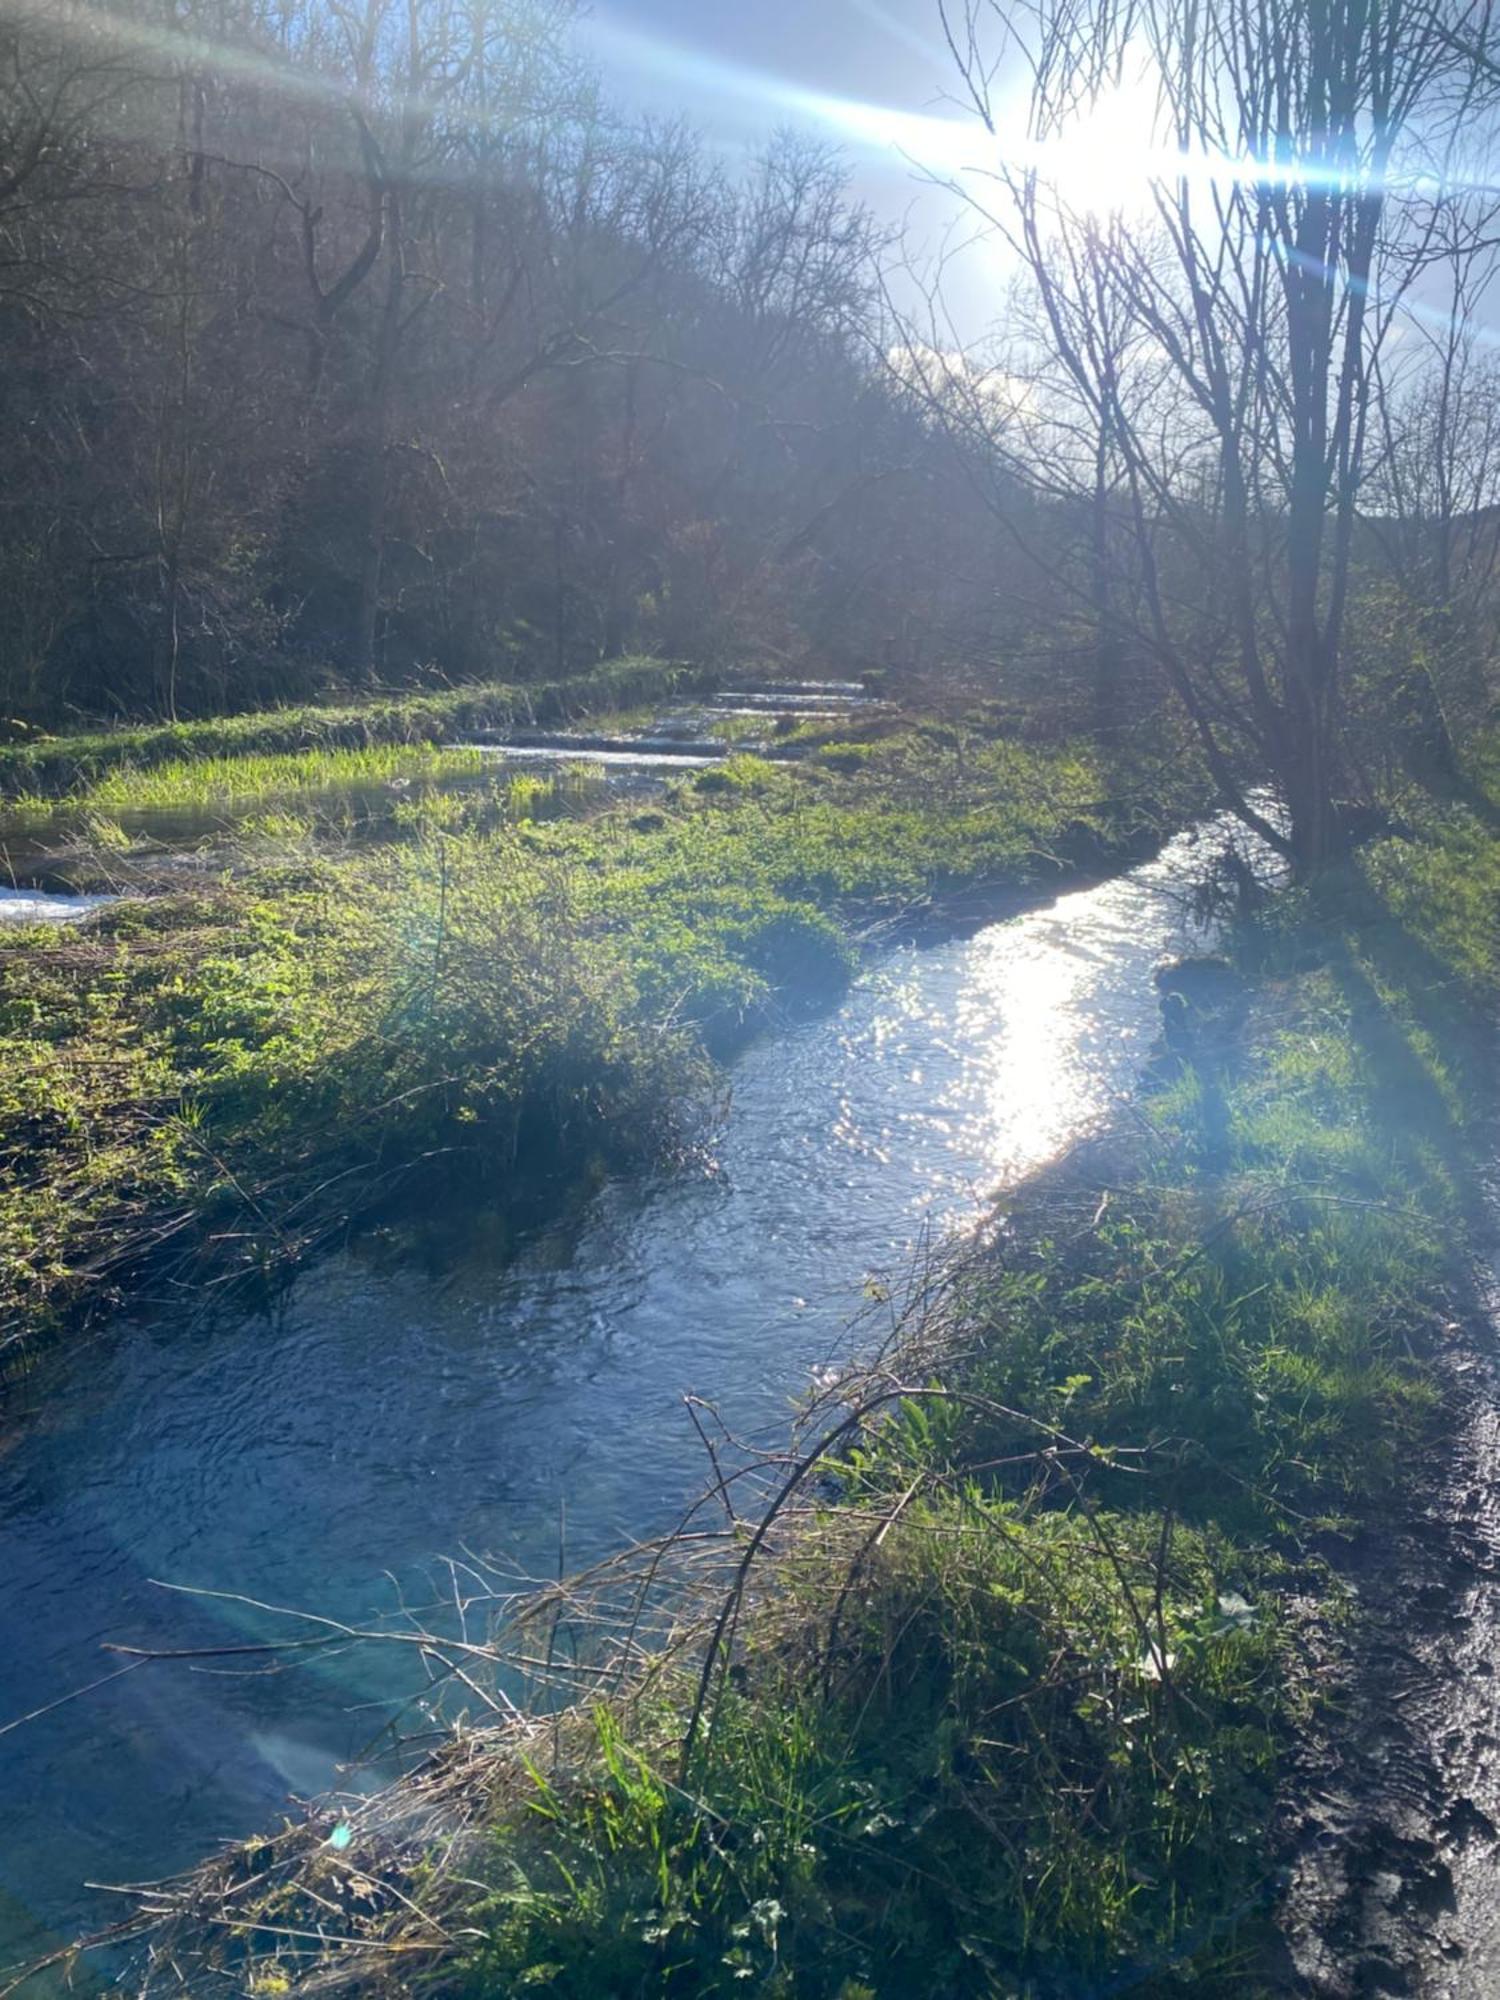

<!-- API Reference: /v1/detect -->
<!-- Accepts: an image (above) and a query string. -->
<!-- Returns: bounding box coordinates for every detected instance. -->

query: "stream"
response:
[0,816,1244,1985]
[0,887,114,925]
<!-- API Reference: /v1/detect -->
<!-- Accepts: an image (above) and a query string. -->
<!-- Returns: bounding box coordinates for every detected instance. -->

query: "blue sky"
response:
[578,6,1500,354]
[585,2,981,247]
[588,0,962,144]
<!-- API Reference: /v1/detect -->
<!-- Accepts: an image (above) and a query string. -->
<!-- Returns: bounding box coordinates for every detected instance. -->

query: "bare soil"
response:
[1277,1179,1500,1996]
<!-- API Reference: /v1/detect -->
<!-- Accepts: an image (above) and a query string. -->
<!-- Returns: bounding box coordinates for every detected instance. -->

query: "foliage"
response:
[457,1509,1279,1999]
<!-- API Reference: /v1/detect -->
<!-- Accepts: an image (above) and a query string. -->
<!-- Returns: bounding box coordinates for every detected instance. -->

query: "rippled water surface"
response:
[0,820,1237,1979]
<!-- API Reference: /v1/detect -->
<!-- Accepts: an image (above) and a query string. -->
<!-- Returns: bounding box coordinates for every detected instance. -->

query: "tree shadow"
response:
[1402,715,1500,836]
[1312,874,1480,1181]
[1153,956,1246,1174]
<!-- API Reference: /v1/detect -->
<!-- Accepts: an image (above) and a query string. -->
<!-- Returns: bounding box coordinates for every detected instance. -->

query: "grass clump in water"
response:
[79,741,490,813]
[0,840,711,1349]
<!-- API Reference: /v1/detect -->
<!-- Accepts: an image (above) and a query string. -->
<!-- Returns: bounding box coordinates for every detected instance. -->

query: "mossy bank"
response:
[0,712,1172,1357]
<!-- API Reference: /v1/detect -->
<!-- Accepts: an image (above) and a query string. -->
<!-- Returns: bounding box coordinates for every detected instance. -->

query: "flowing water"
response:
[0,816,1248,1984]
[0,886,114,925]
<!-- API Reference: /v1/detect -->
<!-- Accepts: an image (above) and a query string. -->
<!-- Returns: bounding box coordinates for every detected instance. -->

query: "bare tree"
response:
[0,0,1006,719]
[926,0,1500,872]
[1372,197,1500,652]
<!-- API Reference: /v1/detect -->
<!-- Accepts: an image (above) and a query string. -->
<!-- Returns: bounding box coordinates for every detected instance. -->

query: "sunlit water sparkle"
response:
[0,816,1252,1982]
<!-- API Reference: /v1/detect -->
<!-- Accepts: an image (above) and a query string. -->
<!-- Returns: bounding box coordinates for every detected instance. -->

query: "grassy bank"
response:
[0,722,1161,1355]
[119,785,1500,1997]
[0,657,711,800]
[6,741,493,820]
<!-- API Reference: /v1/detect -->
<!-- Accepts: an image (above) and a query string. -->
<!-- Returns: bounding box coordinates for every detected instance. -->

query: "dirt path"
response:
[1279,1185,1500,1995]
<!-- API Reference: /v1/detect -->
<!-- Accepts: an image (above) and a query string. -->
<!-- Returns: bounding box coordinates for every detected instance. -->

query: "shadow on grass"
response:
[1311,872,1482,1186]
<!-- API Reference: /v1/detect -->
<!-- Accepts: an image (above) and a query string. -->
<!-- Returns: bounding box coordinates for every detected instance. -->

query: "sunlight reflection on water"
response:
[0,811,1271,1979]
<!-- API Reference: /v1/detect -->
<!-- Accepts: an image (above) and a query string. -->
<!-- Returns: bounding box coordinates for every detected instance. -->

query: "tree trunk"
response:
[352,202,400,687]
[1280,673,1349,876]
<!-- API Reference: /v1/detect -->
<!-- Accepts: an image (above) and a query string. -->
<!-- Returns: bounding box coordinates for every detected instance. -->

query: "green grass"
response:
[3,739,617,842]
[0,721,1154,1351]
[0,743,509,843]
[161,780,1500,1999]
[444,1497,1283,1999]
[0,656,711,799]
[61,741,490,814]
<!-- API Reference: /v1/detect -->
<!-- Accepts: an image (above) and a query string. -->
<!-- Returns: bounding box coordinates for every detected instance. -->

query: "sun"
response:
[1041,68,1168,215]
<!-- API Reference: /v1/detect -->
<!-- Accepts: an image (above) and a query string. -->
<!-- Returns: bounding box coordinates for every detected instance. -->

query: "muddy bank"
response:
[1275,1171,1500,1997]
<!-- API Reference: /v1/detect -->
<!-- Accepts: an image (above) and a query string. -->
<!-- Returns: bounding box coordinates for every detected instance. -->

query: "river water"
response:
[0,817,1244,1985]
[0,887,114,925]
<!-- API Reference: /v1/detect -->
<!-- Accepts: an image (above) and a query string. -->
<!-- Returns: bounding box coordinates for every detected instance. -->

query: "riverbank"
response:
[105,783,1500,1997]
[0,659,714,801]
[0,790,1228,1990]
[0,712,1174,1358]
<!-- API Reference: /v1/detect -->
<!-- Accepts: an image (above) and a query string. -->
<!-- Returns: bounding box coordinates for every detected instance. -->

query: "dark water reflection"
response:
[0,818,1242,1980]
